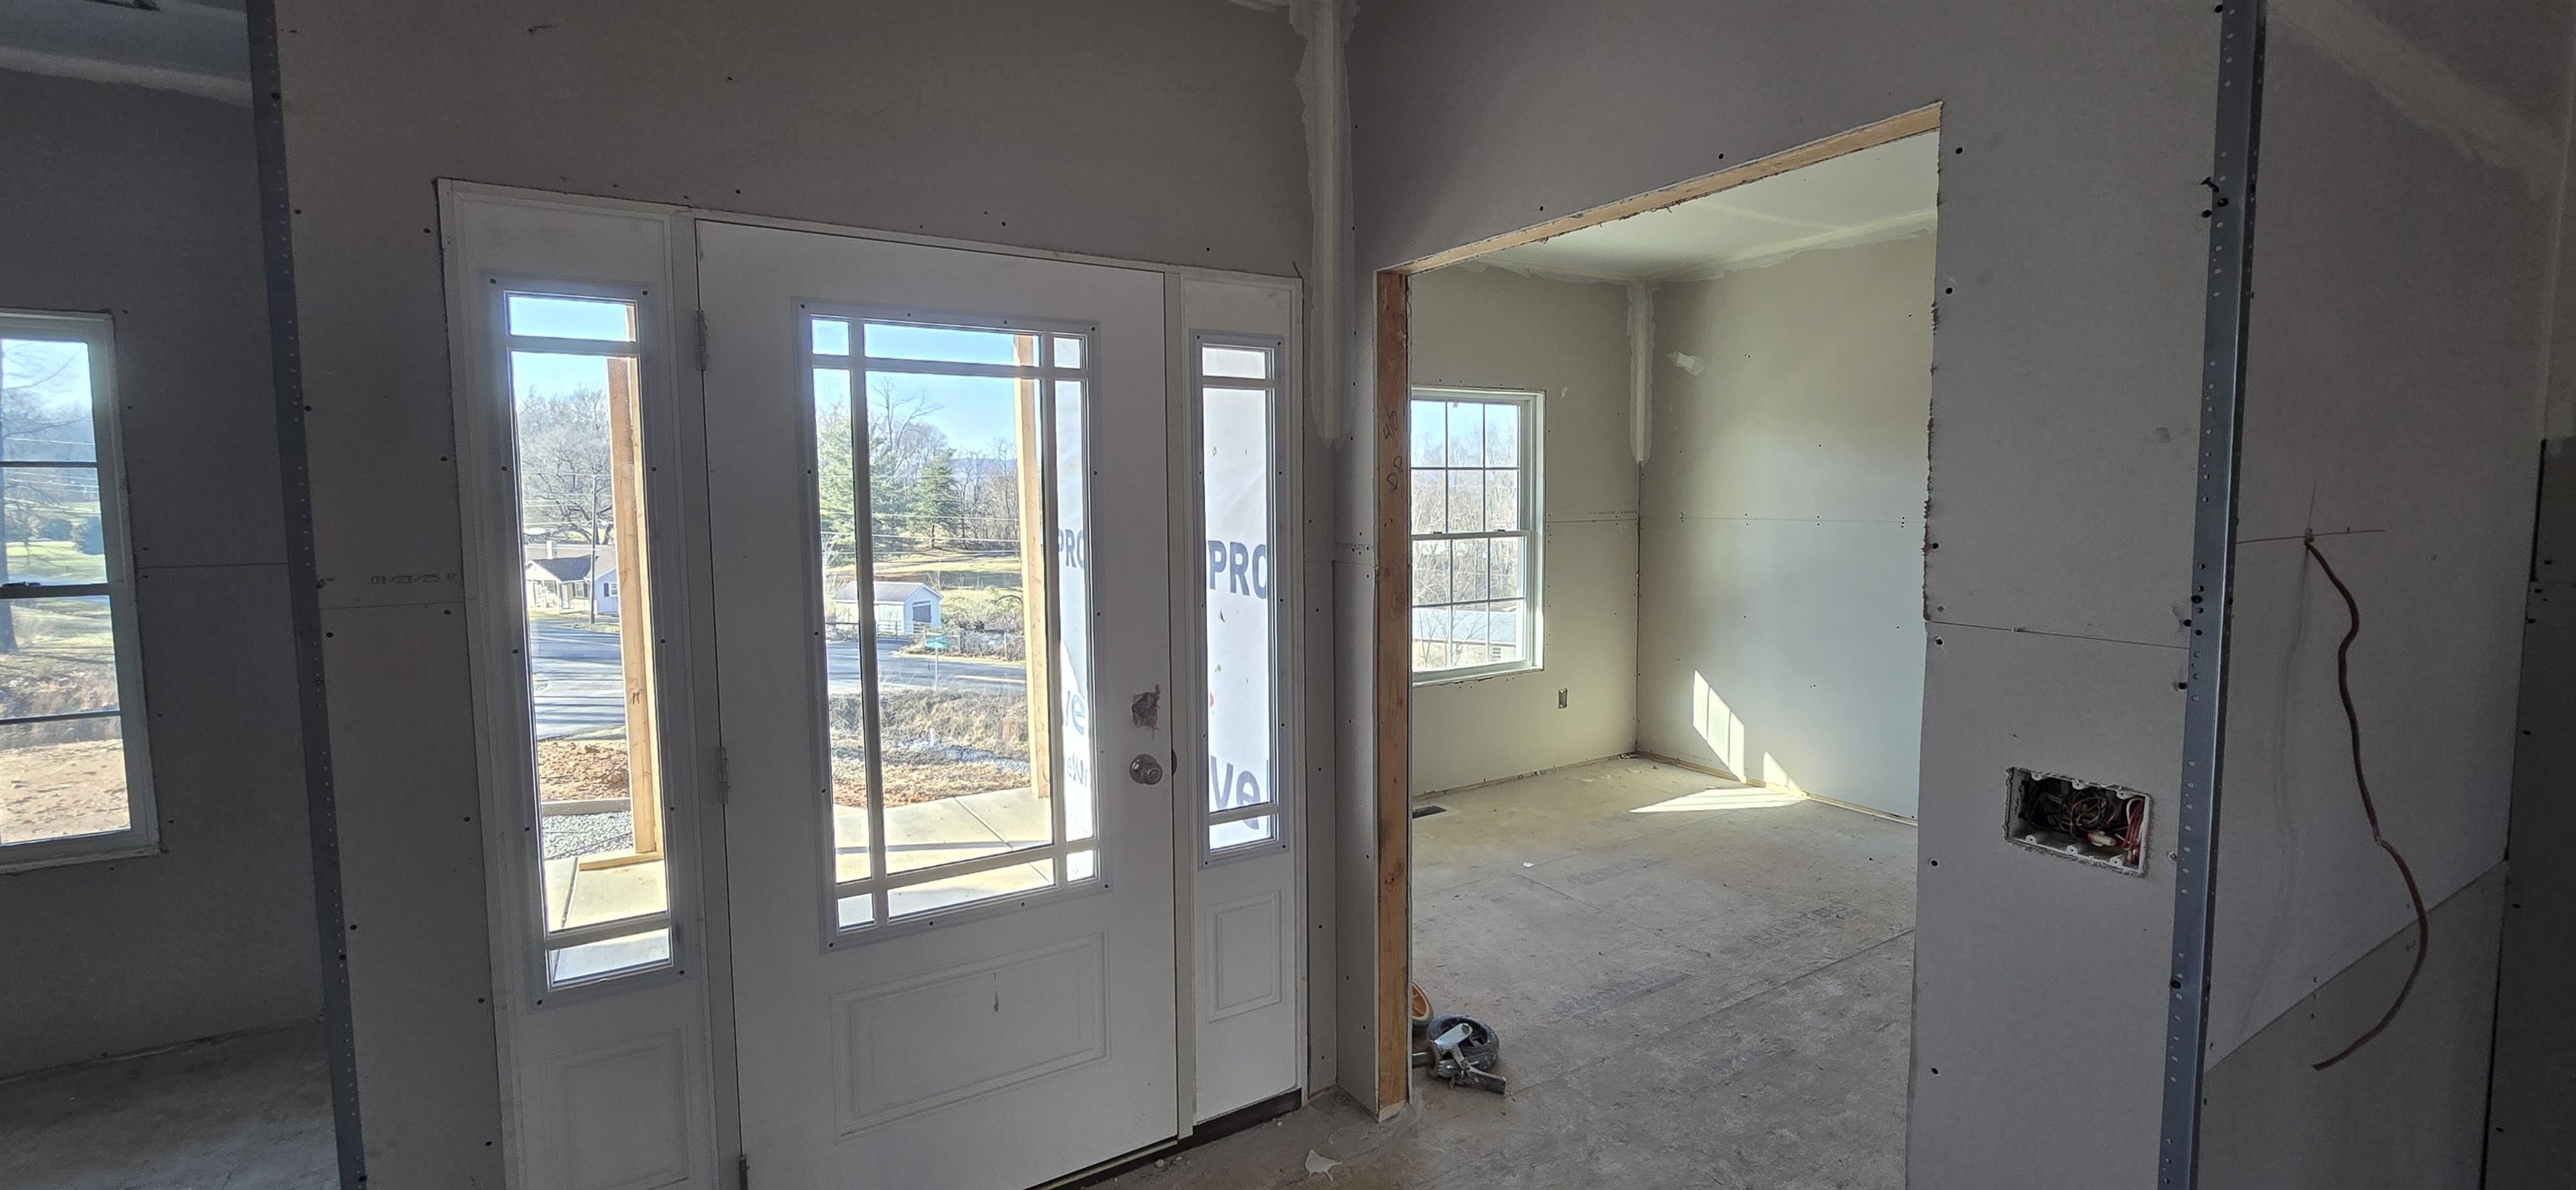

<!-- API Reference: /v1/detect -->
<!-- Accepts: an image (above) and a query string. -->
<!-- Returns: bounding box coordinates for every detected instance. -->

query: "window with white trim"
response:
[1195,335,1285,856]
[1409,388,1538,680]
[499,288,676,988]
[0,311,154,870]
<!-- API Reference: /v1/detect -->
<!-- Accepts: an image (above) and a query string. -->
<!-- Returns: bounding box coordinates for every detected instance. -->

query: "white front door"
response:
[699,221,1178,1189]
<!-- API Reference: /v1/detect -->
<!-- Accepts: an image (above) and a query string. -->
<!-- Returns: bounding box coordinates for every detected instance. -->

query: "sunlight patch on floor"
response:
[1629,786,1807,813]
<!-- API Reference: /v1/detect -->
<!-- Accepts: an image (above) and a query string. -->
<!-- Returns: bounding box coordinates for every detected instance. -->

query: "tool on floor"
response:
[1411,1013,1506,1094]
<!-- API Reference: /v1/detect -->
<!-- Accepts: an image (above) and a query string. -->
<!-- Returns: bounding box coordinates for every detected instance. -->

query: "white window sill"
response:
[1412,661,1541,688]
[0,837,162,876]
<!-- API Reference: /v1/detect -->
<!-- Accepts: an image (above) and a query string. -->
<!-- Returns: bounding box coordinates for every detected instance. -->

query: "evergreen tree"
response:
[915,447,963,546]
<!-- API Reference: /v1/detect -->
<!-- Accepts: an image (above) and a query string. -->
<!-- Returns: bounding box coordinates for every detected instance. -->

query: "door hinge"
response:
[714,744,731,804]
[737,1153,750,1189]
[694,309,710,373]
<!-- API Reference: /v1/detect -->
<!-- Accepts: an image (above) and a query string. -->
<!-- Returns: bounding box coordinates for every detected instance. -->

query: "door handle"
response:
[1129,753,1166,786]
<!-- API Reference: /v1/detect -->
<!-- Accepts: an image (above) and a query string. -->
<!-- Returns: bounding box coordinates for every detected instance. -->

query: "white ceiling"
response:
[1482,132,1938,282]
[0,0,250,103]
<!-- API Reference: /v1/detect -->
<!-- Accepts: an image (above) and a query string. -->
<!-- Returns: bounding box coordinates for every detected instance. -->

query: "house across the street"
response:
[525,551,619,616]
[831,579,942,634]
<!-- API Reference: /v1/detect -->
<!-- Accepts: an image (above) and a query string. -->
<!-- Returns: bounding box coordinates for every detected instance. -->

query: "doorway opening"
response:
[1385,108,1940,1183]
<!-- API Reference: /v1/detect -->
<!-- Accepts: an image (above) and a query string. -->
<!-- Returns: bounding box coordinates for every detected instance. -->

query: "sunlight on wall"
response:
[1760,752,1805,793]
[1691,670,1747,776]
[1631,787,1806,813]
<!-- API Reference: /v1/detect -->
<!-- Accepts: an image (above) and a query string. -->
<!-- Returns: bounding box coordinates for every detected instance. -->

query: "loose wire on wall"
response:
[2303,534,2429,1073]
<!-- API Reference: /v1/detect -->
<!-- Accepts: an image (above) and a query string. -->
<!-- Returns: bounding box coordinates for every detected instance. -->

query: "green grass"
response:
[0,595,113,653]
[3,538,106,585]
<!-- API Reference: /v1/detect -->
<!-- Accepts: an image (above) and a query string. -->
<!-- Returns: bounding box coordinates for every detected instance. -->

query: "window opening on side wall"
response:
[0,311,154,872]
[1409,387,1540,682]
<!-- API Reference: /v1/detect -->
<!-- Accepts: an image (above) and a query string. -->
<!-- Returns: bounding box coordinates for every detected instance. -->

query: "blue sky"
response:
[505,298,1046,455]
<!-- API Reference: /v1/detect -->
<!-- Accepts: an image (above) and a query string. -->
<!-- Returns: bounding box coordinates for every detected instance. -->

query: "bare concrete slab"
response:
[1105,756,1914,1190]
[0,1022,335,1190]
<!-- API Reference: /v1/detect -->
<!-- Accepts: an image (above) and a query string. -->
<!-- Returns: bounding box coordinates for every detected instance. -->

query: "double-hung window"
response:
[1409,388,1539,680]
[0,311,153,870]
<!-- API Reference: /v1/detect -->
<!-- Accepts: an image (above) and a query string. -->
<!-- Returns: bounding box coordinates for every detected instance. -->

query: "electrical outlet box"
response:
[2005,768,2149,876]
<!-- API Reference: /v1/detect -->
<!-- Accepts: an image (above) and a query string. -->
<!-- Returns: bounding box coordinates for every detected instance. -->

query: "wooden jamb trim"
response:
[1389,103,1940,277]
[1371,269,1412,1114]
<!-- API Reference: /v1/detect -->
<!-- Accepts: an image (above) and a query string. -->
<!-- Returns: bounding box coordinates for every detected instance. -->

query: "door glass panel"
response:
[1055,378,1095,847]
[1201,345,1269,380]
[549,927,673,985]
[867,370,1042,875]
[813,364,875,887]
[506,318,673,988]
[813,318,852,357]
[862,322,1035,366]
[1210,815,1275,850]
[507,294,636,342]
[1197,343,1280,856]
[886,860,1055,919]
[816,315,1093,928]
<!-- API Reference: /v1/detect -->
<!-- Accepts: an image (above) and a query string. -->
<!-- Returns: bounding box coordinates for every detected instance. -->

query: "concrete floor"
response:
[1,758,1909,1190]
[1103,756,1917,1190]
[0,1022,336,1190]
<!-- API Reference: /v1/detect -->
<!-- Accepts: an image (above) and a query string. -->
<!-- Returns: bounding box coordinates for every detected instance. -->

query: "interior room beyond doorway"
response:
[1400,122,1940,1185]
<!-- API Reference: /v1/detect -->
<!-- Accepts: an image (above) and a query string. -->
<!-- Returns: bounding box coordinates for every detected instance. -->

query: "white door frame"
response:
[442,181,1315,1188]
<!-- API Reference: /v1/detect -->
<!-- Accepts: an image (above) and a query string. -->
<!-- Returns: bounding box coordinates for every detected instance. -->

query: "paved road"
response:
[529,621,1026,739]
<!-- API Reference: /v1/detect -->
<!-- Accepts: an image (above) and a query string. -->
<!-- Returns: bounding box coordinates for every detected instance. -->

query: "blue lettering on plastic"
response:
[1203,538,1270,599]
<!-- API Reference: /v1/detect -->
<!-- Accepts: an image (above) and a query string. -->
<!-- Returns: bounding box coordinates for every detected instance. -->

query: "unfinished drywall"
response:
[268,1,1312,1182]
[0,67,316,1075]
[1348,3,2215,1181]
[1405,264,1636,794]
[1635,235,1933,818]
[2199,868,2506,1190]
[2491,453,2576,1189]
[2201,2,2569,1175]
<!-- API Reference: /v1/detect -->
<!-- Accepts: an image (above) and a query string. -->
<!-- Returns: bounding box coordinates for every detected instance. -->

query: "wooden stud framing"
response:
[1372,269,1412,1113]
[1368,101,1941,1110]
[1015,339,1056,801]
[610,356,662,860]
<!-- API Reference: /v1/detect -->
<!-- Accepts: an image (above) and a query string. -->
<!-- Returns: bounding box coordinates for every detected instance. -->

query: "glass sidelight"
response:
[500,290,674,988]
[804,315,1097,932]
[1194,336,1284,857]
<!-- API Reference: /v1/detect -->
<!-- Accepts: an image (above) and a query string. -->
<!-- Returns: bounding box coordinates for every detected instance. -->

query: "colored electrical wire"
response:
[2304,535,2429,1073]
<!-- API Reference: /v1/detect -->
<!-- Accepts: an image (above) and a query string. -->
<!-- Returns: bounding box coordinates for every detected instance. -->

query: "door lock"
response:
[1129,753,1166,785]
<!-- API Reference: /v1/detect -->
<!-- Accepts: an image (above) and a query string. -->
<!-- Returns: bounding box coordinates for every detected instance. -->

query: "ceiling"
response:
[0,0,250,103]
[1481,132,1939,283]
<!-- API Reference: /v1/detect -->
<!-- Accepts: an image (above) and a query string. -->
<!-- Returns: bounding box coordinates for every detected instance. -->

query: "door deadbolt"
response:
[1129,753,1166,785]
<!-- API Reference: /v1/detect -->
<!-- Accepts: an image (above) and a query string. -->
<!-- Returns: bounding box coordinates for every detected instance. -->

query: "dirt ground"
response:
[536,740,1028,808]
[0,740,128,842]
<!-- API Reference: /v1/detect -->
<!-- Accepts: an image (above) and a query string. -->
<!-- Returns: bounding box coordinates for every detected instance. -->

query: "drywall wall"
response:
[1348,3,2215,1181]
[0,67,316,1074]
[267,1,1312,1182]
[2491,450,2576,1188]
[1635,235,1934,818]
[2201,1,2569,1175]
[2200,866,2506,1190]
[1405,264,1636,794]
